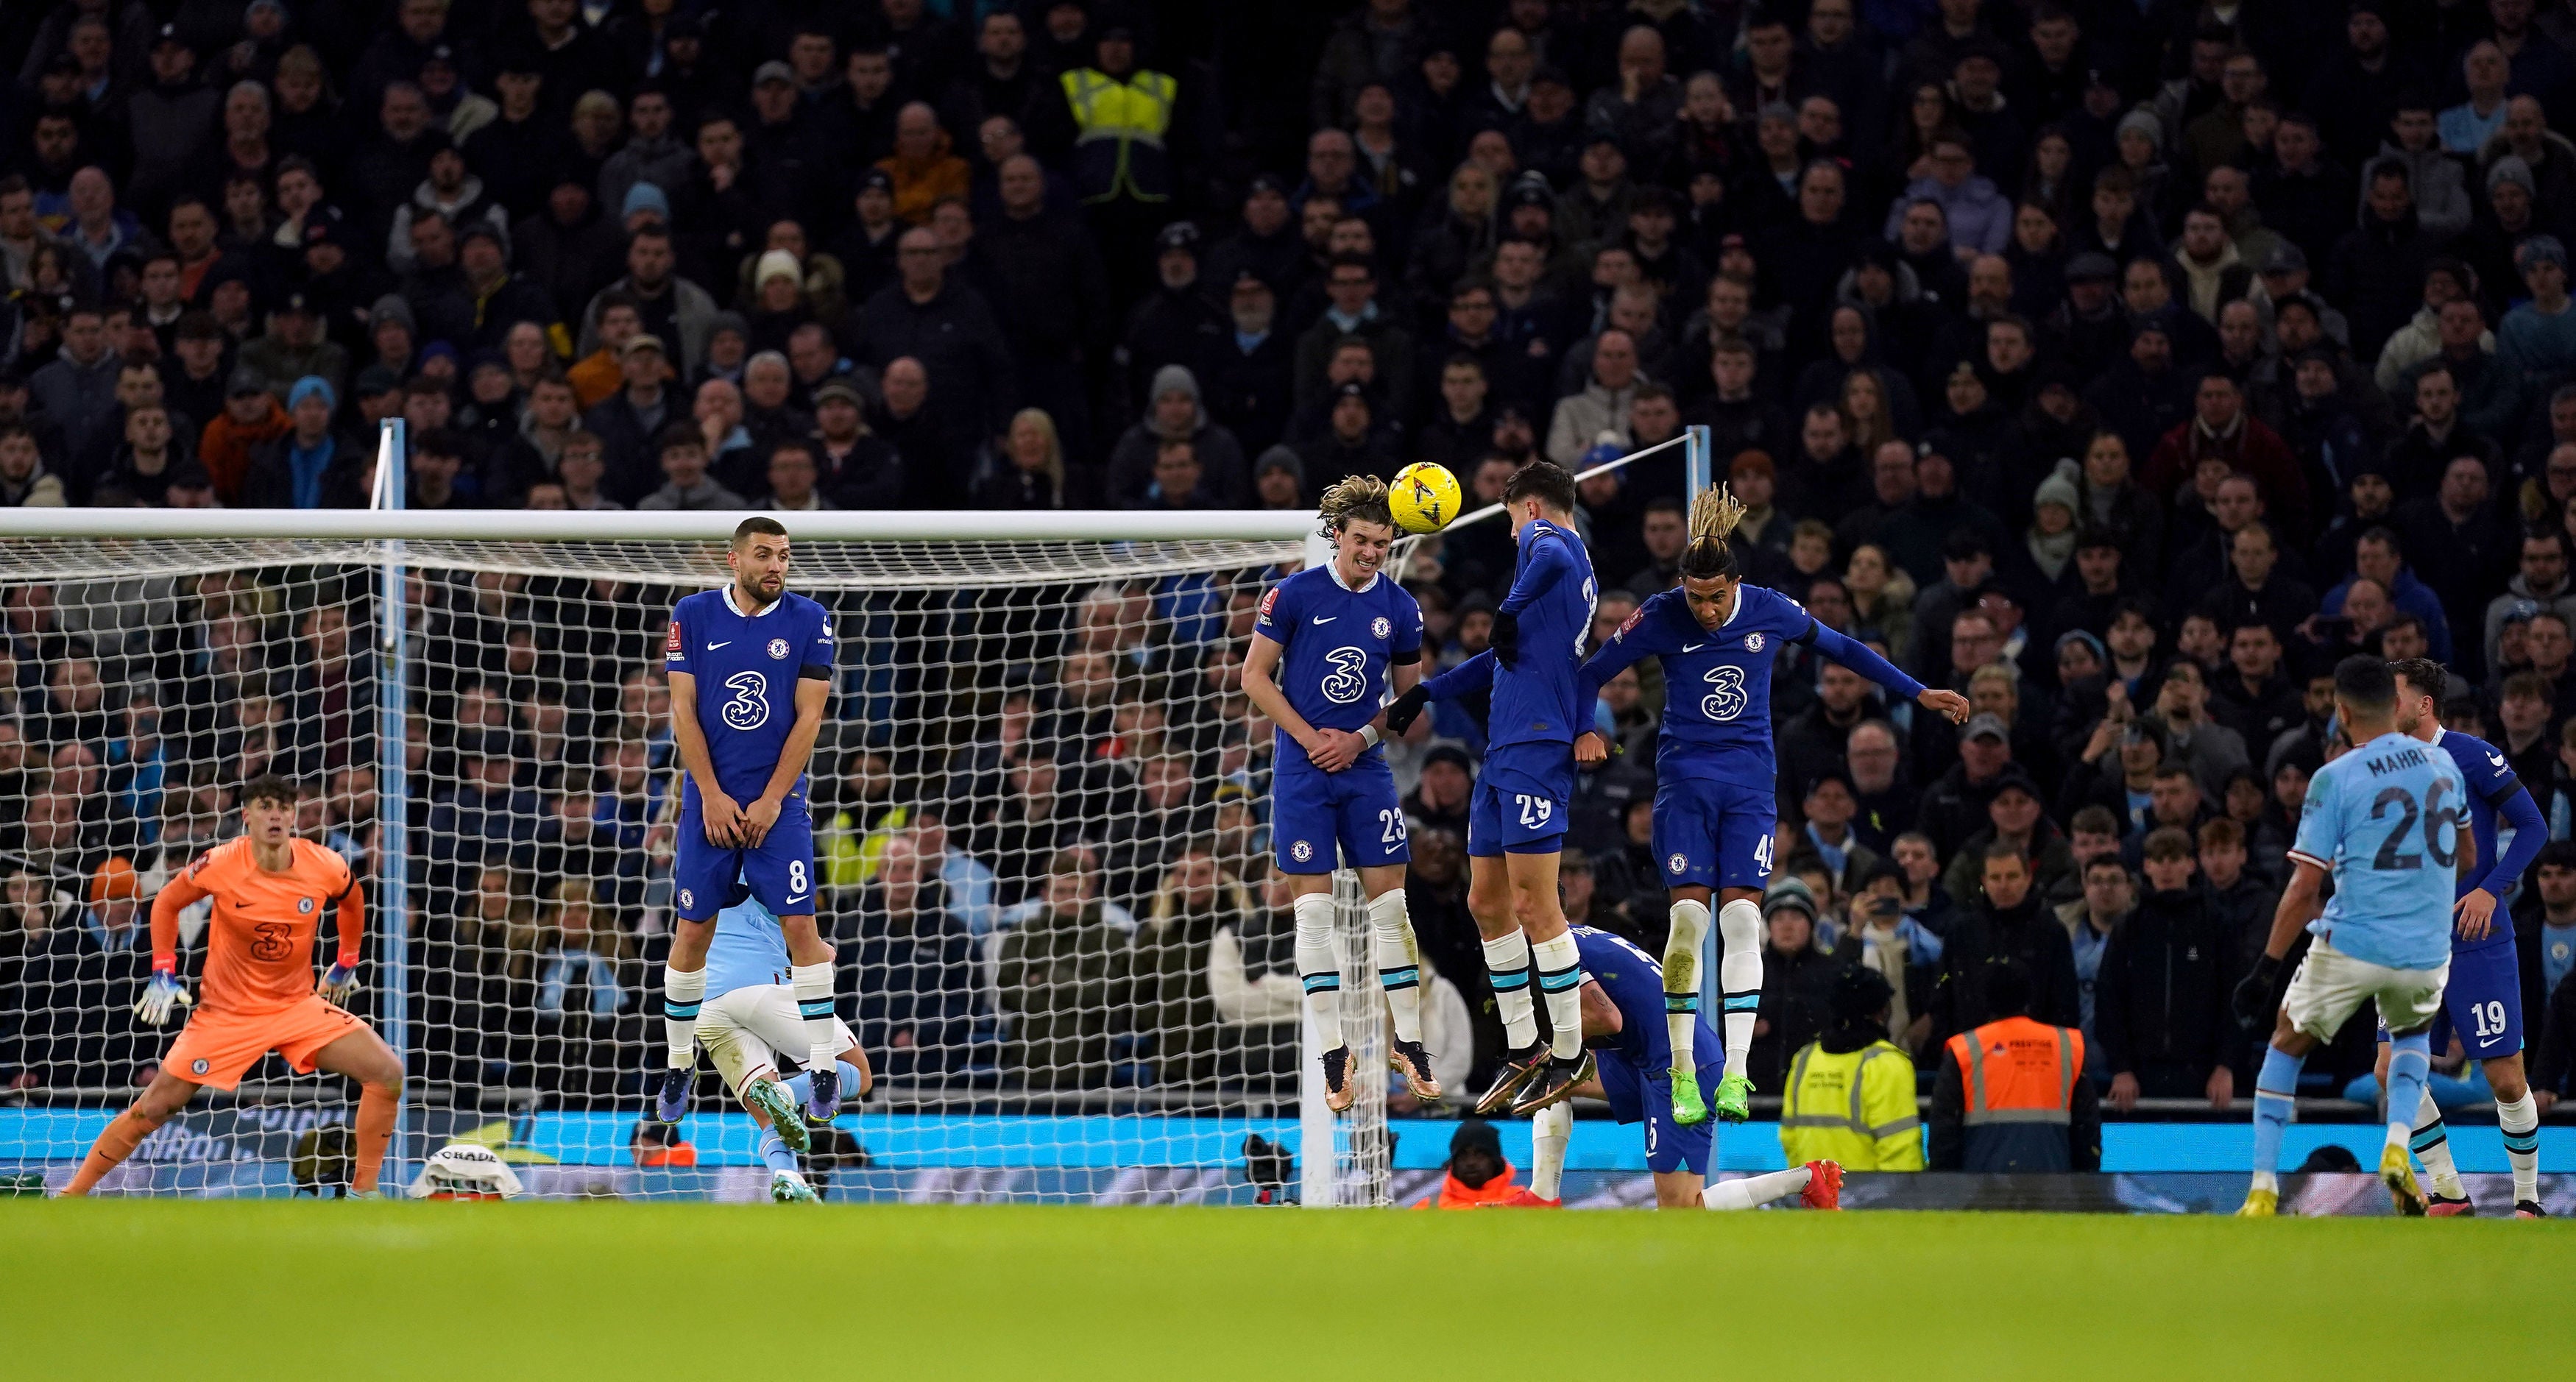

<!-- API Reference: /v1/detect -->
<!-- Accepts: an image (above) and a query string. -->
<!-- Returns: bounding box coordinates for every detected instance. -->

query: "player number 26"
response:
[2366,781,2457,871]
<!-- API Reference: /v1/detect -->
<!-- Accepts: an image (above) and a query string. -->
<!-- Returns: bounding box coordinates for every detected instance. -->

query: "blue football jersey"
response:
[1253,562,1423,769]
[663,587,835,802]
[1572,925,1671,1073]
[1490,517,1597,748]
[1582,583,1814,774]
[704,882,790,1002]
[2432,728,2524,934]
[2290,731,2466,971]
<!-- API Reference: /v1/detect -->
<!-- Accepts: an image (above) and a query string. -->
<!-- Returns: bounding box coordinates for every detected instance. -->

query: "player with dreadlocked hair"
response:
[1571,483,1970,1124]
[1242,475,1442,1111]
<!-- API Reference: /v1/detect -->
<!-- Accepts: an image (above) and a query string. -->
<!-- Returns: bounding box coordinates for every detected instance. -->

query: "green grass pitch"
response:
[7,1201,2565,1378]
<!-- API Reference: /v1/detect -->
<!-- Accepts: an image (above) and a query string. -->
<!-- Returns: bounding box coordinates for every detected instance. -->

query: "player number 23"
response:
[1701,665,1748,723]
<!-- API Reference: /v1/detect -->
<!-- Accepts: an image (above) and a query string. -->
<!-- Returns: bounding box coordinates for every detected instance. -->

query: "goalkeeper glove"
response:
[1490,609,1520,669]
[2232,954,2283,1033]
[135,969,191,1027]
[320,961,361,1005]
[1384,685,1432,737]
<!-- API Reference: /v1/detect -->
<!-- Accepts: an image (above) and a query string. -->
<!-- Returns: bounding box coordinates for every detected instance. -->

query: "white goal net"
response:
[0,506,1414,1204]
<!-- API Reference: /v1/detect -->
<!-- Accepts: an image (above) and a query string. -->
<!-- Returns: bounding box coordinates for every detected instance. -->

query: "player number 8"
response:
[788,860,807,895]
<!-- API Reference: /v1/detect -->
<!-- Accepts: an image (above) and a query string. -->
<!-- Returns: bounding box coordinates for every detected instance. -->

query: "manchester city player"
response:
[1241,476,1440,1112]
[1388,460,1599,1117]
[693,878,875,1202]
[2377,659,2548,1218]
[1570,486,1968,1125]
[657,517,842,1129]
[1509,925,1842,1211]
[2234,656,2471,1217]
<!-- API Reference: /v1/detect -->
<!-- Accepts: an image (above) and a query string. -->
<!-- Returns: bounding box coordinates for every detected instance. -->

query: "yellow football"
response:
[1389,462,1462,534]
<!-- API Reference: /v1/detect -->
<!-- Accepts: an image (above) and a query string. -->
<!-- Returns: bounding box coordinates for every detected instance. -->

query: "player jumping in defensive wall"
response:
[1571,487,1967,1124]
[659,517,843,1130]
[697,878,875,1203]
[1242,475,1440,1110]
[60,776,405,1197]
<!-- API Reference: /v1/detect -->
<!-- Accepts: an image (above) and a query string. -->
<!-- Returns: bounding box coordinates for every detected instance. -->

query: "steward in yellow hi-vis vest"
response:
[1061,30,1175,206]
[1781,967,1925,1171]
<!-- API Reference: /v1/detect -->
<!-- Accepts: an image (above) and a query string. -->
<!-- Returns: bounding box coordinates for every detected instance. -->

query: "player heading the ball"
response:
[1571,486,1968,1124]
[61,776,406,1197]
[658,517,841,1130]
[1242,475,1440,1110]
[1387,459,1599,1118]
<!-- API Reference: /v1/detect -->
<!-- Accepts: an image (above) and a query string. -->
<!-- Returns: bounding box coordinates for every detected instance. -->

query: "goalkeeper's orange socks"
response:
[1292,893,1342,1049]
[1366,892,1423,1044]
[353,1081,397,1194]
[662,965,704,1067]
[61,1109,157,1196]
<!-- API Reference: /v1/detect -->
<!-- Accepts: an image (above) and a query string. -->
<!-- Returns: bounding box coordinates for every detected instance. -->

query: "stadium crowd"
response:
[2,0,2576,1126]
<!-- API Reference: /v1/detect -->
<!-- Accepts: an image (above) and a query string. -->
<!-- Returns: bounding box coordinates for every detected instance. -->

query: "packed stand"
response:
[1,0,2575,1121]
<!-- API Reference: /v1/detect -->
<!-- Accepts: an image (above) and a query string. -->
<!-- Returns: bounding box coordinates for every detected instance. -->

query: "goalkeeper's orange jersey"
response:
[153,837,363,1017]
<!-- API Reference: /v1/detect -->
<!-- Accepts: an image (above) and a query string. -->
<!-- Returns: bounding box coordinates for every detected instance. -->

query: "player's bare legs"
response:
[308,1027,406,1196]
[1502,848,1592,1116]
[59,1069,204,1197]
[1465,854,1546,1112]
[2374,1043,2544,1218]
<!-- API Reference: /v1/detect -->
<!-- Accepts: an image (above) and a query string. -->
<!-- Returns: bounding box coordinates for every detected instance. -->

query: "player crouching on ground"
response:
[1512,925,1841,1211]
[60,775,404,1197]
[694,879,874,1203]
[1242,475,1440,1111]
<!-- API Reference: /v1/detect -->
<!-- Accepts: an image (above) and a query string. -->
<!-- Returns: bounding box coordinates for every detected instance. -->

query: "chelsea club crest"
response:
[1744,632,1764,652]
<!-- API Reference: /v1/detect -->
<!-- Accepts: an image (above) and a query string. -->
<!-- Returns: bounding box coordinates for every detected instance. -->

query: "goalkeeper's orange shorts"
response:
[162,996,364,1091]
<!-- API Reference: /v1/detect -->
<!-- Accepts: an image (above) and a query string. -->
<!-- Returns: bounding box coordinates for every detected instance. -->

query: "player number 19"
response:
[2470,1000,2508,1038]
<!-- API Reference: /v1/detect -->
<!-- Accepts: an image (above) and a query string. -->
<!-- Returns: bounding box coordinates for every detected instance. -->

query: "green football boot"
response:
[1710,1071,1754,1124]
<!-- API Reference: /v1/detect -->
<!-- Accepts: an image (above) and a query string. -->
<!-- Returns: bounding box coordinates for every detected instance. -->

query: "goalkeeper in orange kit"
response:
[60,775,405,1197]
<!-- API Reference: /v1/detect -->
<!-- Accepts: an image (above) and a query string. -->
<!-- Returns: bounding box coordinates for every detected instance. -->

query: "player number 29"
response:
[1515,794,1553,829]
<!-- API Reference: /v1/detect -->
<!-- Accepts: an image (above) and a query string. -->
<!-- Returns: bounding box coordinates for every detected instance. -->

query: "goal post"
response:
[0,453,1398,1200]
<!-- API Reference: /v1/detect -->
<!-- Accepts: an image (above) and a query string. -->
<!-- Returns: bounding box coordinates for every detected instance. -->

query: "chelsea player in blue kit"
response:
[2233,658,2472,1216]
[1384,461,1602,1117]
[1568,487,1967,1126]
[1240,477,1442,1111]
[655,518,843,1130]
[2377,660,2549,1218]
[1511,926,1842,1211]
[693,878,874,1202]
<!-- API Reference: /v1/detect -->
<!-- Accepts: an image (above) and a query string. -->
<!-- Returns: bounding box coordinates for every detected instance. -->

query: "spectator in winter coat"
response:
[2095,829,2237,1110]
[1748,878,1852,1089]
[1880,130,2011,257]
[1927,842,2082,1054]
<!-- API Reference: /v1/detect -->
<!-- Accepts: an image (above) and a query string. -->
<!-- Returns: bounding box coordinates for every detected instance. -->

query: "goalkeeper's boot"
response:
[654,1065,693,1124]
[2380,1143,2428,1217]
[803,1064,841,1128]
[2516,1200,2549,1219]
[745,1075,808,1155]
[1710,1071,1755,1124]
[2427,1191,2476,1217]
[1473,1041,1551,1116]
[769,1171,820,1205]
[1495,1187,1561,1208]
[1508,1051,1596,1118]
[2236,1186,2279,1217]
[1321,1045,1358,1113]
[1800,1160,1844,1211]
[1670,1067,1708,1126]
[1387,1039,1440,1101]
